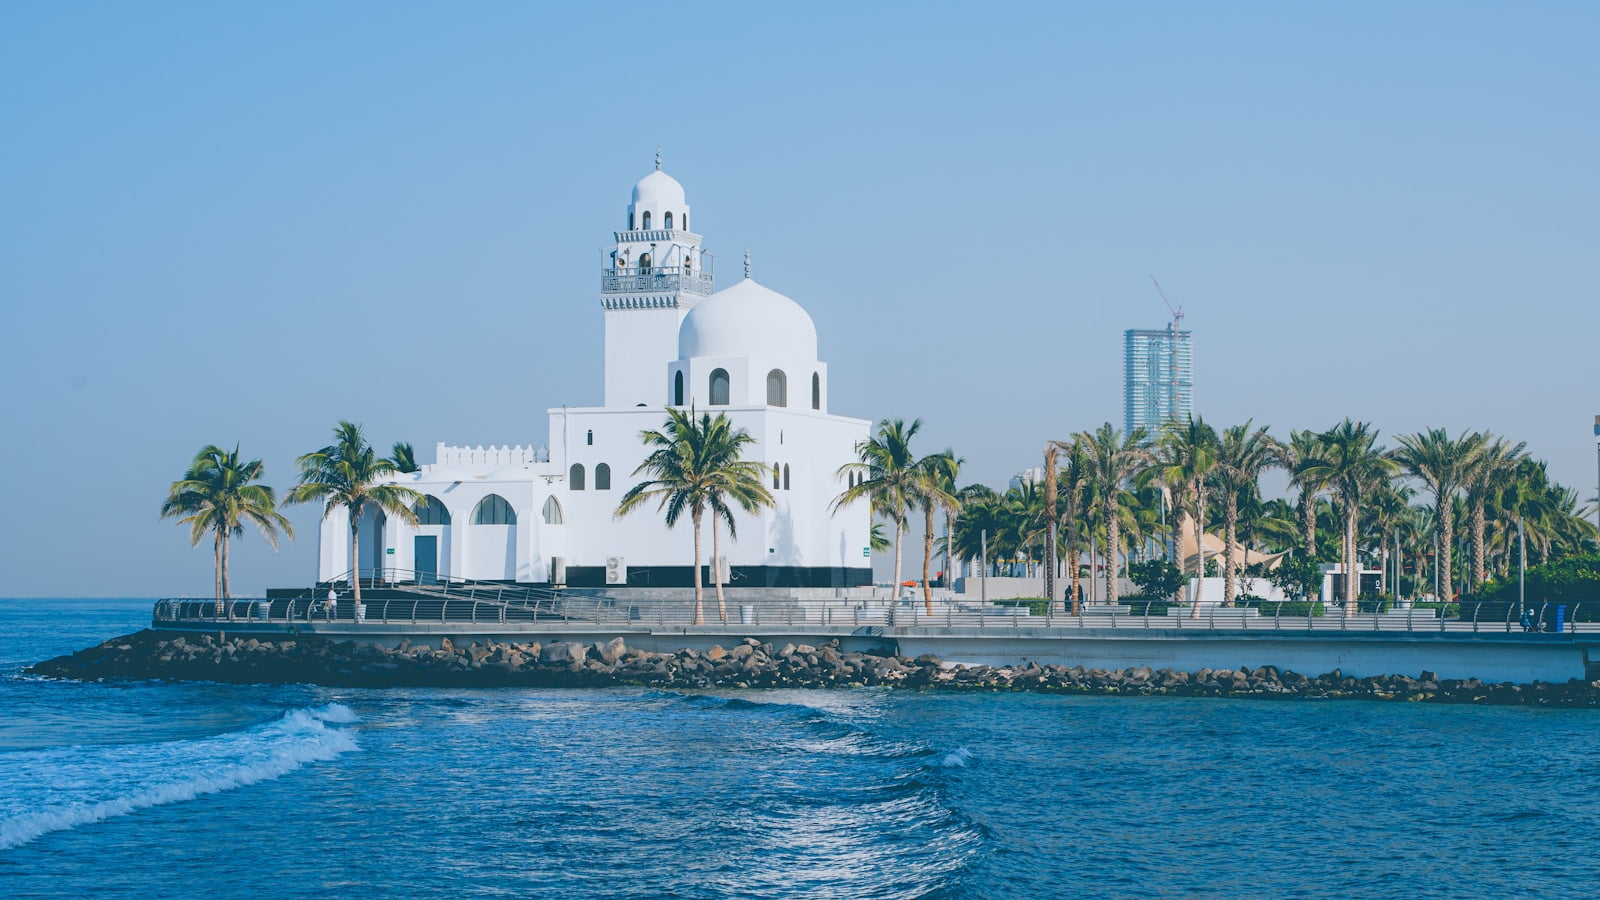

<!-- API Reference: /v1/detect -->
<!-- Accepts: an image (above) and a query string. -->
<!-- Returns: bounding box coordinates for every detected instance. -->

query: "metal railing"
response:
[150,580,1600,635]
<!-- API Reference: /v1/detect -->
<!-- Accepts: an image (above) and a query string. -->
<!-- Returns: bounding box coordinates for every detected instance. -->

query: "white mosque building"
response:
[316,159,874,590]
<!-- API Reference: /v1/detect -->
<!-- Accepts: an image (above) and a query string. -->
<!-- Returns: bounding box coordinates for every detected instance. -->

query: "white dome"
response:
[631,169,686,208]
[679,277,818,361]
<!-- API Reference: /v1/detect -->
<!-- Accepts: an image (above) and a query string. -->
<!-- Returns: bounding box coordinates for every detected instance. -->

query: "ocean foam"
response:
[0,704,359,851]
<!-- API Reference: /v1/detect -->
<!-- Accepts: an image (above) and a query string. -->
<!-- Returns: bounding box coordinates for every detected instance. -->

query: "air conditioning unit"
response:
[550,556,567,587]
[714,555,731,584]
[605,556,628,585]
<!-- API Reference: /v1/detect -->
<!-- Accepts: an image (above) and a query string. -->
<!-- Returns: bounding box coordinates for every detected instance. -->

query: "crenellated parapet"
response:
[427,443,547,468]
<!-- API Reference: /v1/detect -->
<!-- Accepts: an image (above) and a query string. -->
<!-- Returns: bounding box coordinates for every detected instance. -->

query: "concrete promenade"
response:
[152,593,1600,684]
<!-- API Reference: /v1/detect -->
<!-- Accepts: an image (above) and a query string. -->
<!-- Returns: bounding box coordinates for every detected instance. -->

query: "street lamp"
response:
[1594,415,1600,533]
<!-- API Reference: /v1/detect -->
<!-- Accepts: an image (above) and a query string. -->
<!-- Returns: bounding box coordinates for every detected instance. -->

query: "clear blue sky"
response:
[3,2,1596,597]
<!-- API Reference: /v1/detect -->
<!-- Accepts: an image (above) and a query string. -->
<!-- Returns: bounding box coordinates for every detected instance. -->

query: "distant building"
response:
[1124,326,1192,436]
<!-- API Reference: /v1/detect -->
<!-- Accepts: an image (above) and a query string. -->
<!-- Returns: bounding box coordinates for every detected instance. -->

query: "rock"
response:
[597,637,626,664]
[440,637,454,653]
[778,643,796,658]
[707,645,728,661]
[540,642,575,665]
[742,637,760,647]
[795,644,816,655]
[730,644,754,660]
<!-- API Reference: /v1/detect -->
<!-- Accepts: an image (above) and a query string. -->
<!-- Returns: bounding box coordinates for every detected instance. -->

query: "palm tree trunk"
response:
[1068,540,1081,616]
[1223,499,1238,606]
[1438,502,1455,602]
[713,516,727,624]
[1104,498,1120,606]
[922,505,935,613]
[1301,494,1317,558]
[1470,502,1487,591]
[1190,493,1206,619]
[350,516,362,602]
[1343,507,1357,617]
[892,520,904,591]
[691,505,704,625]
[221,529,233,618]
[212,528,223,614]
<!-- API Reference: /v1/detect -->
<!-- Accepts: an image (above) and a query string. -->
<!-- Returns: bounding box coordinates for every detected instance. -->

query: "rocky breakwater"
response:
[27,629,1600,706]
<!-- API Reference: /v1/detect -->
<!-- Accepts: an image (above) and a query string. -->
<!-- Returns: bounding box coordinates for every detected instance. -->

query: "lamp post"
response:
[1593,415,1600,533]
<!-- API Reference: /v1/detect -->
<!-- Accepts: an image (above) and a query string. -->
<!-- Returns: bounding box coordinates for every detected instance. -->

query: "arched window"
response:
[639,252,652,273]
[773,463,780,489]
[709,369,729,405]
[766,369,787,407]
[682,213,688,232]
[595,463,611,491]
[674,371,684,405]
[641,211,651,230]
[542,496,564,525]
[628,212,635,230]
[664,211,673,230]
[784,464,791,491]
[811,372,821,410]
[586,429,593,446]
[472,494,517,525]
[414,495,451,525]
[570,463,586,490]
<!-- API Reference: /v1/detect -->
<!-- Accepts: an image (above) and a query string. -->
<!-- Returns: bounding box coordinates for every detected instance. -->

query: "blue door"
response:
[414,535,438,585]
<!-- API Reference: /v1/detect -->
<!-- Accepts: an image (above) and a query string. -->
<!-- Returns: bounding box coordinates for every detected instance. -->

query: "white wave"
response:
[939,747,973,768]
[0,704,359,851]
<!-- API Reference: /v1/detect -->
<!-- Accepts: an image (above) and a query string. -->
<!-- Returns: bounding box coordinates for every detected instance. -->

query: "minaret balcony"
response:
[601,265,714,297]
[613,228,698,243]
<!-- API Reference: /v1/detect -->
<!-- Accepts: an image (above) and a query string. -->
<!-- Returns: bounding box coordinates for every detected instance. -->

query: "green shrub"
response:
[1127,560,1184,601]
[1357,592,1393,613]
[1253,600,1326,617]
[992,598,1050,616]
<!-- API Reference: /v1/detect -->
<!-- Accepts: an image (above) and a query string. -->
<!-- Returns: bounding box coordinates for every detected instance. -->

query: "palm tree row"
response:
[941,419,1595,614]
[162,423,420,608]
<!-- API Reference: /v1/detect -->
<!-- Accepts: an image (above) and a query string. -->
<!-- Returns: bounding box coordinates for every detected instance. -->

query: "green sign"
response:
[862,547,870,557]
[386,548,395,555]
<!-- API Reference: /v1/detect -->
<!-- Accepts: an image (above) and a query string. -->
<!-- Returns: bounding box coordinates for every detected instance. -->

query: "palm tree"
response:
[1284,429,1327,559]
[1212,421,1282,605]
[285,421,420,602]
[1462,433,1526,590]
[1148,417,1218,616]
[1077,423,1153,606]
[160,444,293,612]
[390,442,419,474]
[1302,419,1398,616]
[833,418,924,591]
[914,450,962,612]
[616,407,770,625]
[1042,442,1060,608]
[1394,428,1485,603]
[1058,440,1094,615]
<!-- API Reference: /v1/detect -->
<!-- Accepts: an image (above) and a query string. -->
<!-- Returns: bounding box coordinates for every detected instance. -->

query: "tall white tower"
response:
[601,153,714,407]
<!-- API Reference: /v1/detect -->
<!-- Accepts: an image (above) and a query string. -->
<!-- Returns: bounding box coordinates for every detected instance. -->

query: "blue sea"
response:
[3,598,1599,898]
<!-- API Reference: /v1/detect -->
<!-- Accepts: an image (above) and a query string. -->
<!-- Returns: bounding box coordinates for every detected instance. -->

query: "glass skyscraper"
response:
[1124,327,1193,435]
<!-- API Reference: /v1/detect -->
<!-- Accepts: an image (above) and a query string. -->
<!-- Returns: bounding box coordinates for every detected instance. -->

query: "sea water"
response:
[2,598,1599,899]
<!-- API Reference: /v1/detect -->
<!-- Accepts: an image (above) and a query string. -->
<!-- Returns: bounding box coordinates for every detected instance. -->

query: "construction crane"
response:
[1149,276,1185,424]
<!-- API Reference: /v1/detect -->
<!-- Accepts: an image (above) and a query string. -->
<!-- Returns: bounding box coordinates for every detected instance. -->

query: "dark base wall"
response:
[565,565,873,589]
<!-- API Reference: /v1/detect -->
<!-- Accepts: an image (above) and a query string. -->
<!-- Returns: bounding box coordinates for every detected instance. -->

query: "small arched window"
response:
[682,213,688,232]
[639,252,652,273]
[542,496,564,525]
[414,495,451,525]
[570,463,586,490]
[812,372,821,410]
[784,464,791,491]
[641,211,651,230]
[773,463,781,489]
[674,371,684,405]
[766,369,787,407]
[709,369,730,405]
[472,494,517,525]
[586,429,593,446]
[664,211,673,230]
[595,463,611,491]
